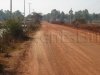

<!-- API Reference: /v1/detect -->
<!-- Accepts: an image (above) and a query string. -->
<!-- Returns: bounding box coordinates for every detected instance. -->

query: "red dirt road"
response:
[16,22,100,75]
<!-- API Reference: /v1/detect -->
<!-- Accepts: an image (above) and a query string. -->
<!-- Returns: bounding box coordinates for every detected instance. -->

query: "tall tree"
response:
[83,9,90,21]
[69,8,73,24]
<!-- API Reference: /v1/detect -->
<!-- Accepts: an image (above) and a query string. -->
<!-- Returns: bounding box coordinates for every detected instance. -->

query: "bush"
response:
[6,19,27,40]
[0,28,11,52]
[0,18,29,53]
[26,12,42,32]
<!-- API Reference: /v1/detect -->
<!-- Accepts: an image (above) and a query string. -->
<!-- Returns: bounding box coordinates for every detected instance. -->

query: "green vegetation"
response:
[0,11,42,73]
[26,12,42,32]
[0,10,24,21]
[43,9,68,23]
[0,11,42,53]
[43,9,100,24]
[6,19,26,40]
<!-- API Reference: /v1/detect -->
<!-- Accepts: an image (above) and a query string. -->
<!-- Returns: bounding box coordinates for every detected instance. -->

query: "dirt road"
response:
[16,22,100,75]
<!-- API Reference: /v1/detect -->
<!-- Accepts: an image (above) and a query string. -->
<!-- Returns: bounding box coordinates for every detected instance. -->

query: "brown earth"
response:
[15,22,100,75]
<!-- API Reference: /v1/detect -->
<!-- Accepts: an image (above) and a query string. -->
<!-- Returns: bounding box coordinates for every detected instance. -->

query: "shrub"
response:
[26,12,42,32]
[5,19,27,40]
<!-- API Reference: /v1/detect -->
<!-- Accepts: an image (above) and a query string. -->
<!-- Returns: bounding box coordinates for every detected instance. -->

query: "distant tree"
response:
[50,9,61,22]
[75,9,90,23]
[69,8,73,23]
[26,12,42,31]
[60,12,66,22]
[44,9,68,23]
[92,13,100,20]
[43,9,100,24]
[83,9,90,21]
[4,10,12,20]
[43,13,51,22]
[0,10,6,21]
[0,10,24,21]
[32,12,42,24]
[75,10,83,19]
[13,10,24,21]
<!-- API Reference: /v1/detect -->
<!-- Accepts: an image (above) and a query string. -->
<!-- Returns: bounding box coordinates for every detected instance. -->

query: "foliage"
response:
[73,18,87,24]
[0,10,42,53]
[0,33,10,52]
[0,18,26,52]
[13,10,24,21]
[5,19,26,40]
[0,10,24,21]
[0,10,6,21]
[26,12,42,31]
[75,9,90,22]
[43,9,100,24]
[43,9,67,23]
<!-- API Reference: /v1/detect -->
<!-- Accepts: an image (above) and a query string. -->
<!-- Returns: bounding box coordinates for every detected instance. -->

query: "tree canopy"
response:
[43,9,100,24]
[0,10,24,21]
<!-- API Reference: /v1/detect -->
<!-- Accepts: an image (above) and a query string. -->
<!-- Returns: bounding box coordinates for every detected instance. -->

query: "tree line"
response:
[43,9,100,24]
[0,10,24,21]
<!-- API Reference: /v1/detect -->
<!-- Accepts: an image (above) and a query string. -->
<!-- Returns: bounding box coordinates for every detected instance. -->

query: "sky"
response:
[0,0,100,15]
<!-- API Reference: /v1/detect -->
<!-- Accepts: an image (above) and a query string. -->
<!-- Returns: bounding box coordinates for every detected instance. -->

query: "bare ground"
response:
[15,22,100,75]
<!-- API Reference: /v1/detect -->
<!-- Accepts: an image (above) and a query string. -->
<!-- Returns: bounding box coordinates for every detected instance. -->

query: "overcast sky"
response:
[0,0,100,15]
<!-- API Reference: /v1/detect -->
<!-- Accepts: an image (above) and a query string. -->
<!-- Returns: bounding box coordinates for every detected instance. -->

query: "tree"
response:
[0,10,6,21]
[26,12,42,31]
[0,10,24,21]
[69,8,73,24]
[43,13,51,22]
[74,9,90,23]
[75,10,83,19]
[83,9,90,21]
[60,12,66,22]
[13,10,24,21]
[92,13,100,20]
[4,10,12,20]
[43,9,67,23]
[50,9,61,22]
[43,9,100,24]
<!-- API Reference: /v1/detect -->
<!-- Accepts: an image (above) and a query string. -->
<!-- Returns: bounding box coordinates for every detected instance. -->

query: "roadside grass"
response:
[0,35,34,74]
[0,24,41,74]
